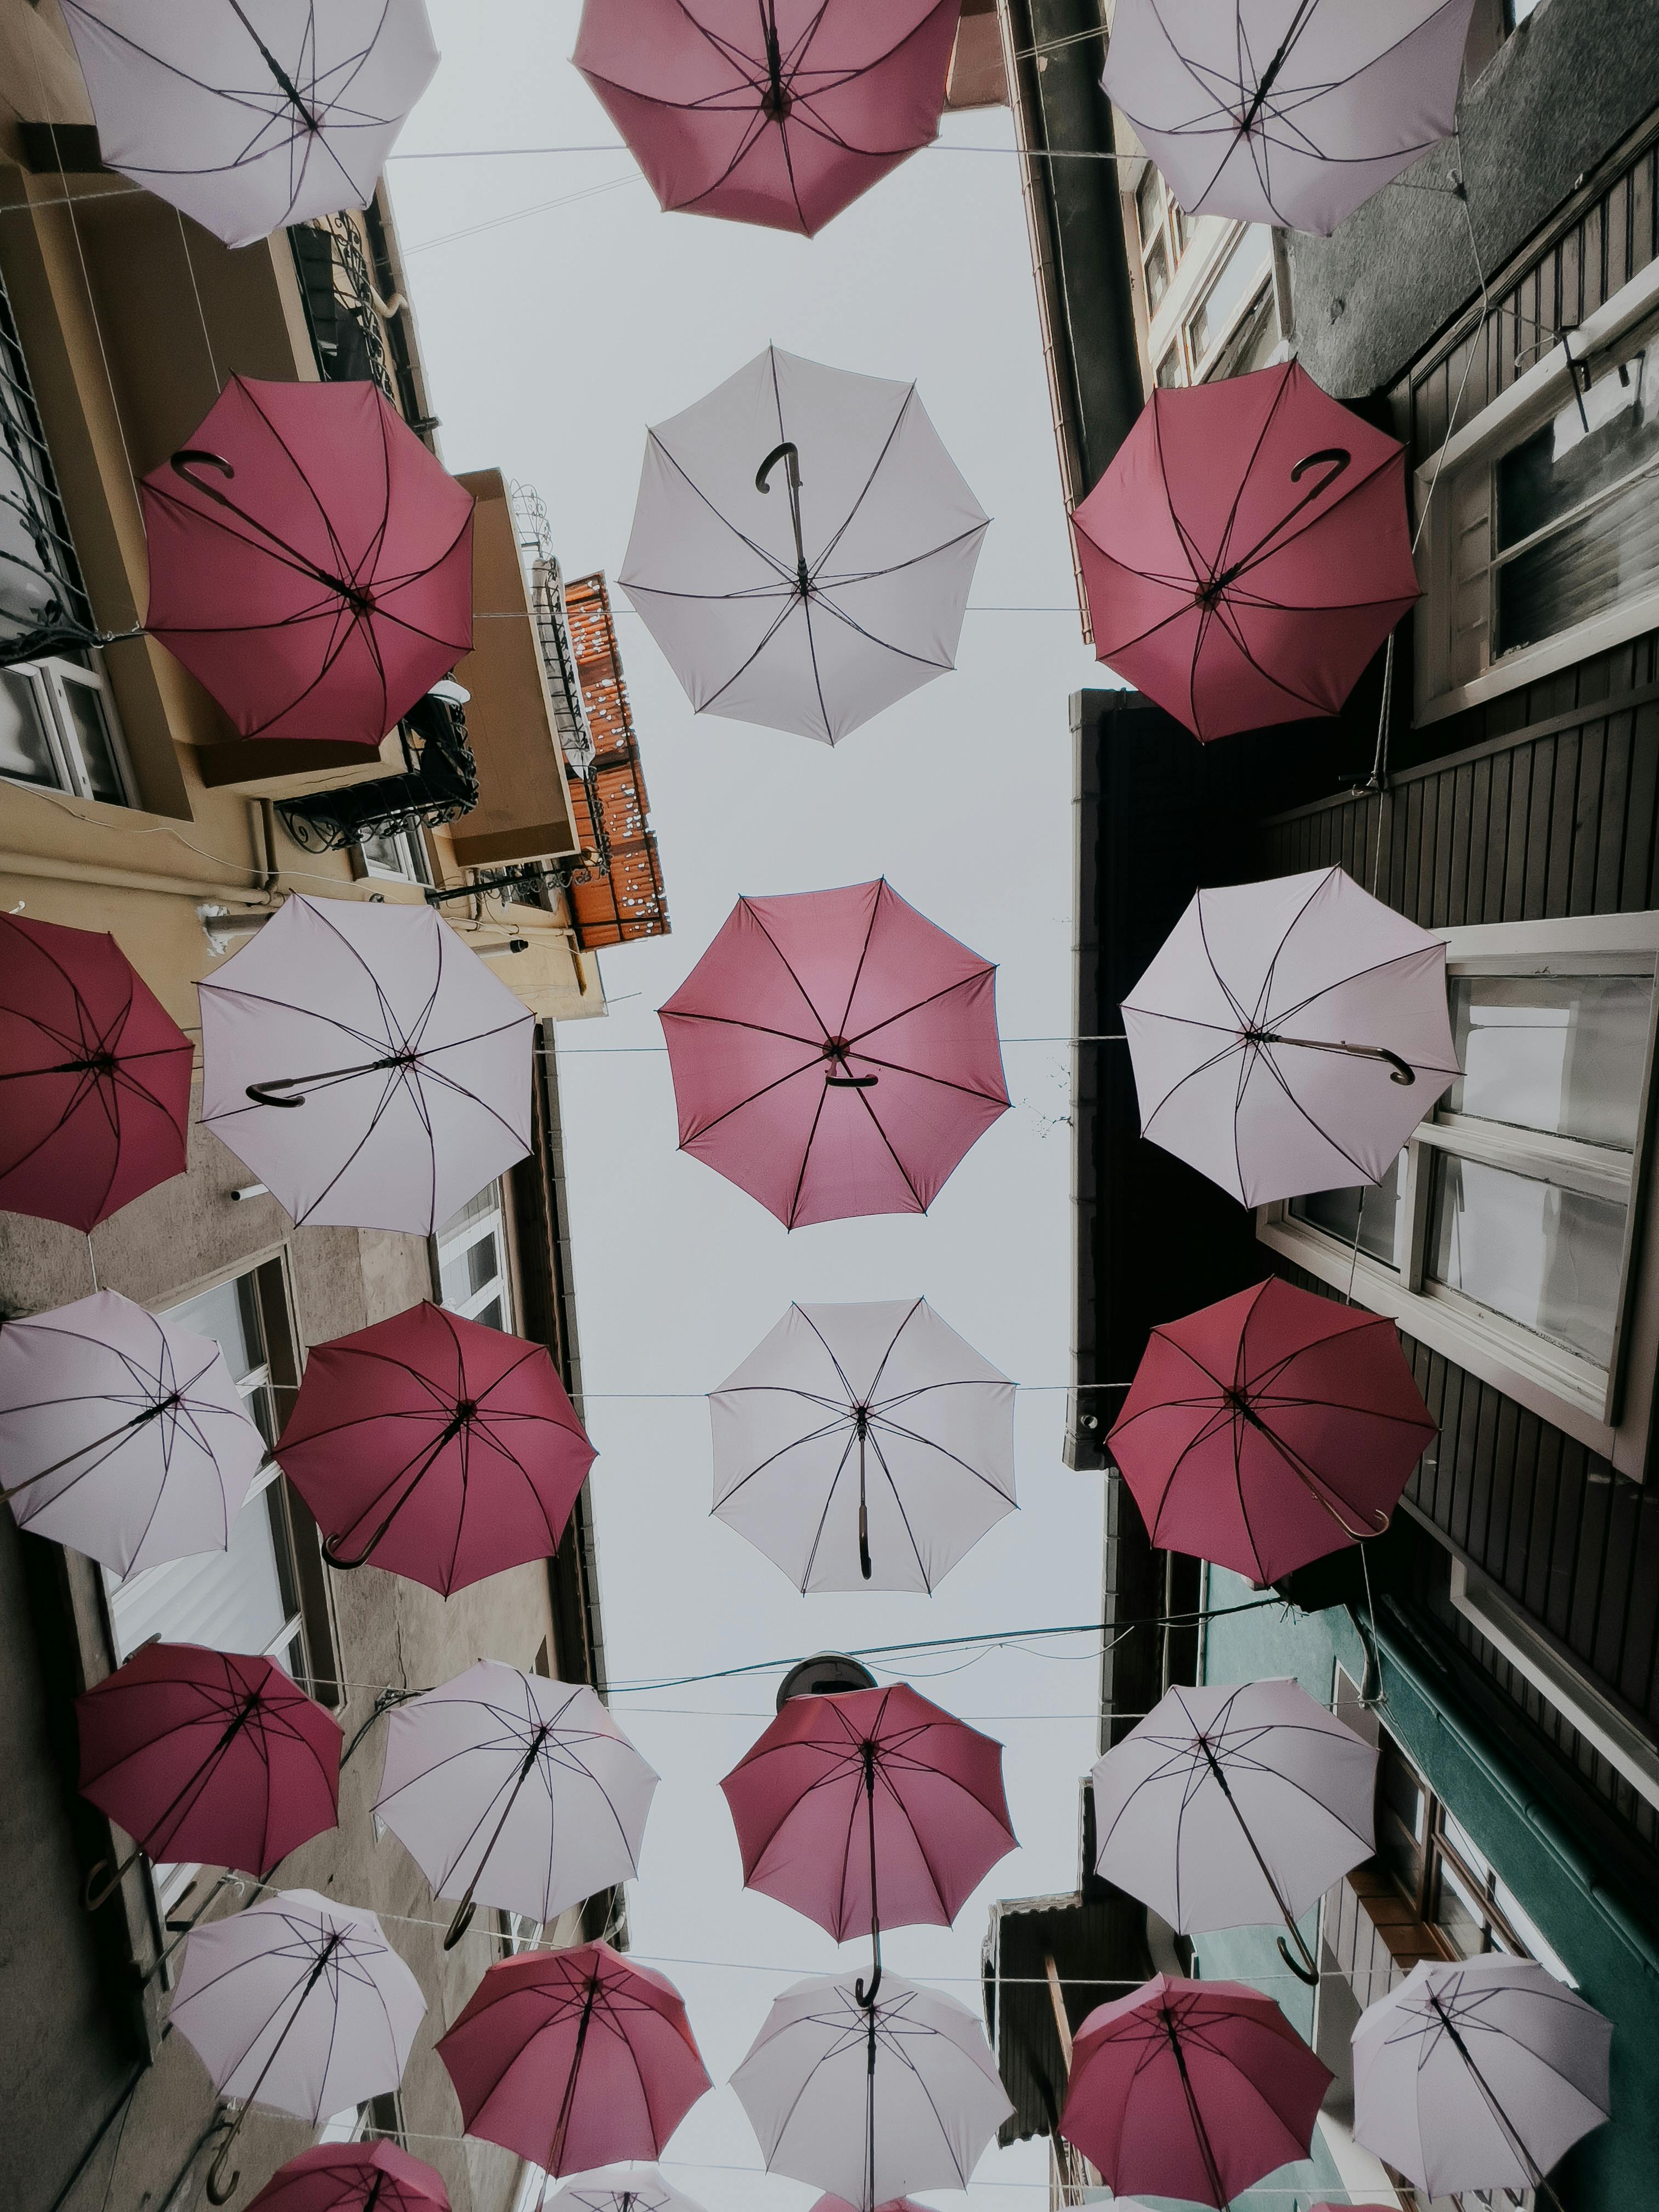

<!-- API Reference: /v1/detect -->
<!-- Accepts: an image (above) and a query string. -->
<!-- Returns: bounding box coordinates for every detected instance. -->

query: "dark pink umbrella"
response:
[273,1301,596,1596]
[1071,361,1419,742]
[573,1,962,237]
[142,376,473,748]
[437,1941,712,2175]
[246,2142,450,2212]
[721,1683,1016,2000]
[1108,1277,1436,1585]
[75,1643,341,1905]
[1059,1974,1332,2209]
[659,879,1009,1229]
[814,2199,929,2212]
[0,913,193,1231]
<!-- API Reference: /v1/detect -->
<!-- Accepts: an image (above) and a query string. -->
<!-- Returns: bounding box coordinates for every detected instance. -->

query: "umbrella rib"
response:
[842,967,998,1053]
[862,1297,927,1408]
[657,1009,822,1050]
[785,1075,836,1228]
[795,1306,874,1409]
[834,883,885,1041]
[798,1430,862,1592]
[715,1414,857,1508]
[635,431,795,585]
[804,586,957,674]
[809,385,916,577]
[695,594,811,716]
[865,1429,935,1593]
[849,1076,928,1213]
[867,1412,1015,1500]
[740,902,838,1039]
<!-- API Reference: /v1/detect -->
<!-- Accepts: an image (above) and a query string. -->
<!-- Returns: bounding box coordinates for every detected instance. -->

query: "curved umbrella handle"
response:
[854,1960,882,2010]
[170,449,239,507]
[245,1079,307,1109]
[1276,1933,1321,1988]
[444,1898,477,1951]
[755,441,801,497]
[205,2105,247,2205]
[321,1527,381,1571]
[825,1073,878,1088]
[1288,445,1352,500]
[1379,1047,1415,1087]
[84,1842,142,1912]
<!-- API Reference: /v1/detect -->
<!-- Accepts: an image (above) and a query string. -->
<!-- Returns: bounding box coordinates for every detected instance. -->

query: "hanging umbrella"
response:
[732,1970,1013,2210]
[375,1662,657,1946]
[1102,0,1476,235]
[170,1888,426,2205]
[1091,1678,1377,1986]
[0,914,192,1231]
[573,2,961,238]
[1108,1276,1437,1582]
[710,1298,1014,1593]
[60,1,441,250]
[721,1685,1015,2001]
[437,1942,712,2176]
[619,346,987,744]
[1352,1954,1612,2205]
[0,1289,267,1577]
[1122,865,1459,1205]
[551,2166,705,2212]
[199,895,533,1235]
[659,879,1008,1228]
[246,2141,450,2212]
[1059,1973,1331,2209]
[76,1642,341,1906]
[142,376,472,748]
[1071,362,1418,742]
[273,1301,594,1594]
[812,2198,933,2212]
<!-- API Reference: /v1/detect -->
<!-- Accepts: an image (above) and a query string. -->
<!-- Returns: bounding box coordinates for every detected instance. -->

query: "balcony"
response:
[274,691,478,855]
[288,193,436,441]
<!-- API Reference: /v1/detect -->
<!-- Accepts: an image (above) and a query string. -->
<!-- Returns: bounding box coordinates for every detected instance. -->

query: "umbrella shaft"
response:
[443,1725,552,1949]
[549,1979,599,2174]
[1196,1741,1316,1974]
[1244,1030,1415,1086]
[227,0,322,131]
[246,1053,418,1108]
[1163,2013,1227,2209]
[1427,1995,1560,2205]
[0,1394,185,1501]
[1236,0,1317,137]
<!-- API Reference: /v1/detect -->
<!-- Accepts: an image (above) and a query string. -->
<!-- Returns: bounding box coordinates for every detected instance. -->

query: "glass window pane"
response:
[108,1475,290,1658]
[165,1276,263,1385]
[1431,1852,1492,1959]
[1448,974,1652,1149]
[1426,1152,1628,1368]
[1186,226,1272,369]
[1143,234,1170,316]
[472,1296,504,1332]
[1290,1152,1404,1266]
[467,1231,500,1298]
[58,673,126,803]
[0,667,62,786]
[1135,167,1164,248]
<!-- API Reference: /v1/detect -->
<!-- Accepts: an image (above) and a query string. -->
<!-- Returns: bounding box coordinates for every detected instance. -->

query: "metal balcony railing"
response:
[276,692,479,854]
[288,202,435,441]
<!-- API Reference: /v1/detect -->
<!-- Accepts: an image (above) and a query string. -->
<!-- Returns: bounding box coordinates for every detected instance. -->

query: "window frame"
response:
[1,650,136,806]
[1259,910,1659,1477]
[1413,252,1659,726]
[1181,226,1274,385]
[1134,165,1186,323]
[435,1184,516,1331]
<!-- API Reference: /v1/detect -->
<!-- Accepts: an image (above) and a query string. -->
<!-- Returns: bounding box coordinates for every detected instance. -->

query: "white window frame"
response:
[1413,251,1659,726]
[1,648,136,805]
[353,820,431,885]
[1258,910,1659,1477]
[1134,163,1186,326]
[1182,224,1273,384]
[436,1186,515,1329]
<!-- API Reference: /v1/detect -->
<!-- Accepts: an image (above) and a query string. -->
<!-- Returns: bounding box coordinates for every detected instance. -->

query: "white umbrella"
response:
[1092,1678,1376,1985]
[374,1662,659,1947]
[710,1299,1014,1594]
[551,2167,707,2212]
[1102,0,1477,236]
[170,1888,426,2205]
[1121,865,1459,1207]
[732,1971,1013,2211]
[0,1289,266,1576]
[1352,1953,1612,2203]
[199,894,533,1235]
[59,0,439,250]
[619,346,988,746]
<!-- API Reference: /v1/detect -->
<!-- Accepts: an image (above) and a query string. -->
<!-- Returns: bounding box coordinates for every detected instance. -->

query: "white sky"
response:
[388,12,1109,2210]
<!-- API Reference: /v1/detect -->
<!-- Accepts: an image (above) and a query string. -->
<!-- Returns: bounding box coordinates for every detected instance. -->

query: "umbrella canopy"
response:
[375,1662,657,1944]
[142,376,472,748]
[573,2,961,237]
[1102,0,1476,235]
[76,1643,341,1898]
[551,2167,705,2212]
[721,1685,1015,1973]
[246,2141,450,2212]
[0,914,192,1231]
[60,1,439,249]
[274,1301,596,1594]
[1071,362,1418,742]
[711,1298,1014,1593]
[1059,1974,1331,2209]
[619,346,987,744]
[0,1289,266,1577]
[437,1943,712,2176]
[732,1971,1013,2210]
[1108,1277,1437,1583]
[812,2197,932,2212]
[660,880,1008,1228]
[1092,1678,1376,1982]
[1122,865,1459,1205]
[1352,1954,1612,2199]
[171,1889,426,2204]
[199,896,533,1235]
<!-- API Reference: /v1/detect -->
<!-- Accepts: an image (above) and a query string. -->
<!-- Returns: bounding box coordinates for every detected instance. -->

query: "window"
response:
[437,1184,514,1330]
[1,653,133,805]
[319,2093,405,2147]
[1135,166,1186,321]
[1183,226,1272,381]
[1263,913,1659,1475]
[356,821,431,884]
[1415,256,1659,721]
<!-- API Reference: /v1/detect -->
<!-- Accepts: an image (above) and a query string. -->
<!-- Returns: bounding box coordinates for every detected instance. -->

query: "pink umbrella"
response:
[659,880,1009,1229]
[1108,1277,1437,1584]
[437,1942,712,2176]
[273,1301,595,1595]
[1071,362,1418,742]
[246,2143,450,2212]
[142,376,473,748]
[721,1683,1015,2000]
[572,1,962,237]
[1059,1974,1331,2209]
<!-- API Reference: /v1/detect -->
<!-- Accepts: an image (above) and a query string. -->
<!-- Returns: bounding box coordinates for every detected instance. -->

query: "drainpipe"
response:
[0,849,277,911]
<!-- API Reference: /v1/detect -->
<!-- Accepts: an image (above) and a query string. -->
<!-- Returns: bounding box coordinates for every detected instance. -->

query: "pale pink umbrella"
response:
[659,880,1009,1229]
[572,1,962,238]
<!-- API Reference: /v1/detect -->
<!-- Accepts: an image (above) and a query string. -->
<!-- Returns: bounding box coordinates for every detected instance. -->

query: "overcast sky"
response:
[388,12,1109,2208]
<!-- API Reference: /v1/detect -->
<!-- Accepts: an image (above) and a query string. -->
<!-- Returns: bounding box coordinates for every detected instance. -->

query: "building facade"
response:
[988,0,1659,2205]
[0,5,662,2208]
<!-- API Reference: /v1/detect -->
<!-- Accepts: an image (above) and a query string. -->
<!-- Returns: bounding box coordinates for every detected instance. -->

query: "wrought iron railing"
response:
[0,255,103,665]
[288,206,434,438]
[277,692,479,854]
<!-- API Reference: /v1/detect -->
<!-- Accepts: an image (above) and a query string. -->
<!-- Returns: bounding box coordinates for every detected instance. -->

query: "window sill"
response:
[1415,577,1659,728]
